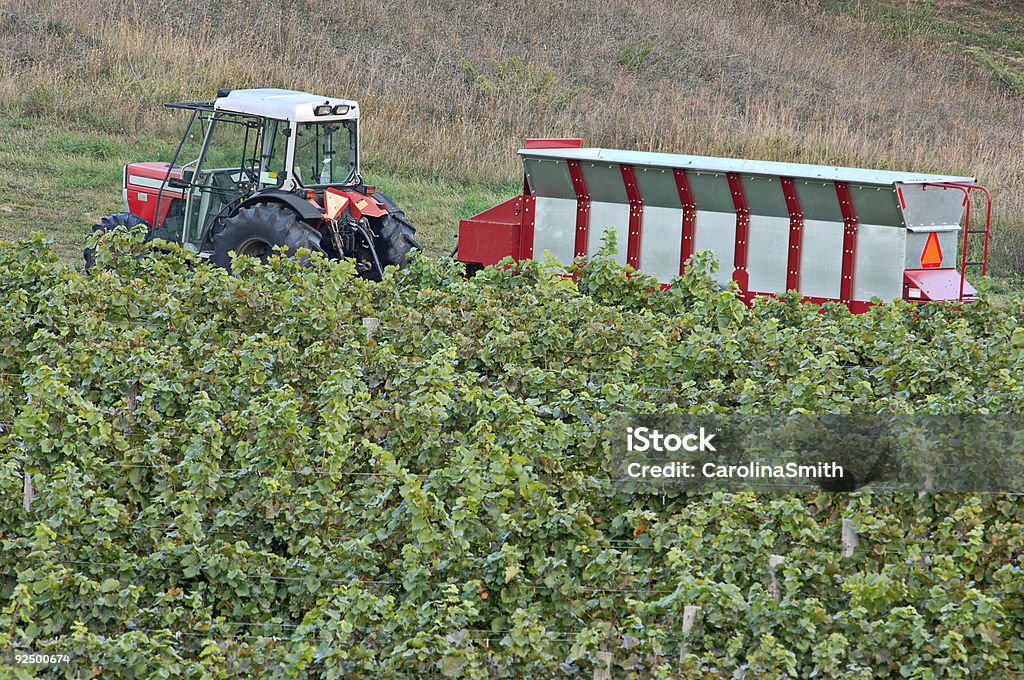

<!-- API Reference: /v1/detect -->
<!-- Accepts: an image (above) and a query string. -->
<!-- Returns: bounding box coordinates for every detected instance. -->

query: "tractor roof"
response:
[212,88,359,123]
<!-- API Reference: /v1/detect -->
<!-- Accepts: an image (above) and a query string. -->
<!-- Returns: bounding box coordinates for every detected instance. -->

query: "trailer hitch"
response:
[328,216,384,279]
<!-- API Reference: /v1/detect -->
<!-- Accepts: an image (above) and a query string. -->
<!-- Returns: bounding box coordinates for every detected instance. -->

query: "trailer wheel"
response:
[367,191,420,270]
[212,203,324,270]
[84,212,151,269]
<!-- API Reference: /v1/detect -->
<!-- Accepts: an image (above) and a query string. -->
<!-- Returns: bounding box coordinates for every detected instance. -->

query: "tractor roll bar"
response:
[151,109,201,238]
[164,101,216,112]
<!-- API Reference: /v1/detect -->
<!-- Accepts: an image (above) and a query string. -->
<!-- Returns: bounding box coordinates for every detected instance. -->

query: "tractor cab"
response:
[96,88,417,277]
[159,88,361,251]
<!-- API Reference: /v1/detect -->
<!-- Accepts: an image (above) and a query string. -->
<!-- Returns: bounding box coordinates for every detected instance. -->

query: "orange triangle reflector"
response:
[921,232,942,269]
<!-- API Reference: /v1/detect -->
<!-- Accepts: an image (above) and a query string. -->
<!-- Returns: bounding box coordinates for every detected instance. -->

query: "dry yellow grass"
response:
[1,0,1022,271]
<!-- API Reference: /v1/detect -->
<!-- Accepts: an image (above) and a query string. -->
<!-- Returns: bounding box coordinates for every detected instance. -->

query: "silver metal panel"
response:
[692,210,737,285]
[746,215,790,294]
[905,230,960,270]
[798,219,844,299]
[634,166,682,208]
[793,181,843,222]
[639,206,684,283]
[906,224,961,233]
[532,197,577,265]
[849,184,903,228]
[741,175,788,219]
[898,183,968,229]
[587,202,631,265]
[520,147,974,187]
[523,158,575,199]
[580,163,627,203]
[688,172,733,212]
[852,224,906,301]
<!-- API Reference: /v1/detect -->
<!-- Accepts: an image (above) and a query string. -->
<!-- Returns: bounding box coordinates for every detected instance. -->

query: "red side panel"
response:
[903,269,977,301]
[519,195,536,259]
[524,138,583,149]
[459,134,544,261]
[457,196,526,266]
[124,162,184,230]
[127,161,183,183]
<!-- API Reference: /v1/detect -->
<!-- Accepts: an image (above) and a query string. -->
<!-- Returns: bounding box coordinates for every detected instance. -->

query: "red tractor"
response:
[88,88,417,278]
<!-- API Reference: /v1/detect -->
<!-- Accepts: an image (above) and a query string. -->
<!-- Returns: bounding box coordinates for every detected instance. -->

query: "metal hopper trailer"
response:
[457,139,991,312]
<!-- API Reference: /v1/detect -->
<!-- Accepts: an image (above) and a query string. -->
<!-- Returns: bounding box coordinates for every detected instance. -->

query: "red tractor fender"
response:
[340,191,387,220]
[238,189,325,224]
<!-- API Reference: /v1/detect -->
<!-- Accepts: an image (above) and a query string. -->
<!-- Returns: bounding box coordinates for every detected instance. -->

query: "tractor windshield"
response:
[291,120,358,186]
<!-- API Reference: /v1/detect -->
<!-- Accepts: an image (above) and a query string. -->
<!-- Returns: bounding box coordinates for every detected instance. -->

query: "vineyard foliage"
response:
[1,231,1023,678]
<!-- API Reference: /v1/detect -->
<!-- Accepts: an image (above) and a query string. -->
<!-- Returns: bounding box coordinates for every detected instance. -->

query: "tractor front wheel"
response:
[84,212,151,269]
[212,203,324,270]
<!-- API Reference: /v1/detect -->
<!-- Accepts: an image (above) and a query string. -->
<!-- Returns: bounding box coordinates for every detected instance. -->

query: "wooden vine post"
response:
[23,468,33,512]
[841,519,858,558]
[14,401,33,512]
[768,554,785,603]
[918,464,936,499]
[593,650,613,680]
[678,605,704,665]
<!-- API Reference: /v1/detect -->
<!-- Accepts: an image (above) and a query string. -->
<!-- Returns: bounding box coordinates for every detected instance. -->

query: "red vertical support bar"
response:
[834,181,859,304]
[620,164,643,269]
[919,182,992,302]
[519,195,536,260]
[566,160,591,258]
[780,177,803,292]
[673,168,696,274]
[978,186,991,277]
[960,190,971,301]
[727,172,750,292]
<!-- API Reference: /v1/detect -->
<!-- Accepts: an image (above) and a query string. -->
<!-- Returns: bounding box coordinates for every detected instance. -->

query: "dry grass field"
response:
[0,0,1022,272]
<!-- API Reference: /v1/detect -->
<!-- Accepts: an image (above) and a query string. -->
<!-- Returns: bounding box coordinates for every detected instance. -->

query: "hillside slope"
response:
[0,0,1021,272]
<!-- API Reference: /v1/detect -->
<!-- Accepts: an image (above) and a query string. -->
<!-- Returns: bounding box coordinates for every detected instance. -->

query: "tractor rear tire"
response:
[368,191,420,271]
[84,212,151,269]
[211,203,324,270]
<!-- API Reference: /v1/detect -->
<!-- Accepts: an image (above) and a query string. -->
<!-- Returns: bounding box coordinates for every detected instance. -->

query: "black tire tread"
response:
[211,203,324,270]
[83,212,151,269]
[368,191,420,270]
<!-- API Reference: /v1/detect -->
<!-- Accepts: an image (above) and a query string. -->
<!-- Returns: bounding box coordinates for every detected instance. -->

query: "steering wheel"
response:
[241,157,260,184]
